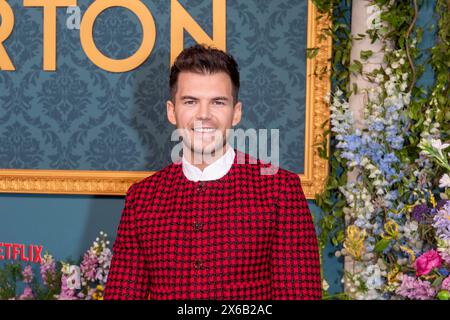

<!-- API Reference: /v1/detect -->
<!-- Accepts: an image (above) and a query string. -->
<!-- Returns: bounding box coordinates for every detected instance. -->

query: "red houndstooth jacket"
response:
[104,150,322,300]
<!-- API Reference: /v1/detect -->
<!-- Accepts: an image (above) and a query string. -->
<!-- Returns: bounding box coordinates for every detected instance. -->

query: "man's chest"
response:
[134,183,277,269]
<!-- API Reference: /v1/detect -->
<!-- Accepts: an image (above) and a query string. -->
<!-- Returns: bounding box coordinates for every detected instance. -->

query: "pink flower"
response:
[442,276,450,291]
[415,249,443,276]
[396,275,436,300]
[40,253,56,285]
[80,250,99,282]
[22,265,34,284]
[19,287,34,300]
[58,275,78,300]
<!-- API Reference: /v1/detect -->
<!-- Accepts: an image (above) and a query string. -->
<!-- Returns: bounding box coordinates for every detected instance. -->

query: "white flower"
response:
[439,174,450,189]
[391,62,399,69]
[375,74,384,83]
[322,280,330,291]
[385,68,392,75]
[399,58,405,65]
[61,262,71,275]
[431,139,450,151]
[66,266,81,290]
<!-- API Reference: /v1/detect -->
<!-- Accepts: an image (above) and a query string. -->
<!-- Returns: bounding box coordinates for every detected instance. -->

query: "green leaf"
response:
[306,48,319,59]
[348,60,363,73]
[432,276,444,288]
[374,239,392,253]
[336,230,345,243]
[360,50,373,60]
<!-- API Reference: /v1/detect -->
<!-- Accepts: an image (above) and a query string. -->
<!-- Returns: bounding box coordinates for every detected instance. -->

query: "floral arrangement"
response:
[0,232,112,300]
[312,0,449,300]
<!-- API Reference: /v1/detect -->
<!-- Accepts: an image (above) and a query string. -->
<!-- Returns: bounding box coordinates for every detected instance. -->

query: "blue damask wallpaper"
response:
[0,0,307,172]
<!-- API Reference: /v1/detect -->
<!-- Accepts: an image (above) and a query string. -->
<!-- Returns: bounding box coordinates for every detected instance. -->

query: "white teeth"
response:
[193,128,216,133]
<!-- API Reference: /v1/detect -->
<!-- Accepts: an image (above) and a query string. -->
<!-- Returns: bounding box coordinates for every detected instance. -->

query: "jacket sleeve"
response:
[104,184,150,300]
[271,173,322,300]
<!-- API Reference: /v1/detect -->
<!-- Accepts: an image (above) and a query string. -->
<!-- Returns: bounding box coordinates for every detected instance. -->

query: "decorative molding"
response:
[301,0,332,199]
[0,1,331,199]
[0,169,152,195]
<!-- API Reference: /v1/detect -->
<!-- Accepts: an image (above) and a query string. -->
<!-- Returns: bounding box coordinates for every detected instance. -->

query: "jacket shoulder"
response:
[248,153,301,184]
[125,163,180,203]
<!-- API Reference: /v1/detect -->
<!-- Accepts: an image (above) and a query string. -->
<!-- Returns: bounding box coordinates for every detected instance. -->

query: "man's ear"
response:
[232,101,242,126]
[166,100,177,126]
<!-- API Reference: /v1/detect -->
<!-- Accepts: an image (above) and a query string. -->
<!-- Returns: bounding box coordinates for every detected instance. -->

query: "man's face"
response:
[167,71,242,157]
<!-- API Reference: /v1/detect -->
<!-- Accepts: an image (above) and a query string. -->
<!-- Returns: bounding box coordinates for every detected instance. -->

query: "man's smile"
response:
[192,127,217,133]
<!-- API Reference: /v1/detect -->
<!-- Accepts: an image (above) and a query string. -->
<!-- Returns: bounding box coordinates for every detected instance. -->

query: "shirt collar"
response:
[182,146,235,182]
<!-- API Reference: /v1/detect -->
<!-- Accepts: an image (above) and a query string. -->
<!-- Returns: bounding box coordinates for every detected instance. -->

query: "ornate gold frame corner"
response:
[0,1,331,199]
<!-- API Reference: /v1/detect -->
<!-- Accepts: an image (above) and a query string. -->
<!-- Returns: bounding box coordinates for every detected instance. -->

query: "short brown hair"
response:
[169,44,240,103]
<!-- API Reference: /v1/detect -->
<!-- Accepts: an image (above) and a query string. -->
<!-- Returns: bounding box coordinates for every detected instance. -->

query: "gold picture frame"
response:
[0,0,331,199]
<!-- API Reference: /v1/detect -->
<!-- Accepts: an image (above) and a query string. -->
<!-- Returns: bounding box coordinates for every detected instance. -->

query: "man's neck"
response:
[183,144,230,172]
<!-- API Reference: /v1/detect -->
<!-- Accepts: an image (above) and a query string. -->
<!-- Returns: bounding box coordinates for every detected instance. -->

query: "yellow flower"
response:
[343,225,366,260]
[430,192,437,208]
[399,245,416,263]
[387,266,400,284]
[381,220,399,240]
[92,285,104,300]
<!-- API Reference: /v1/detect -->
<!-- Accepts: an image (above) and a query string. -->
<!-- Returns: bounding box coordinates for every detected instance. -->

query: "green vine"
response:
[312,0,352,252]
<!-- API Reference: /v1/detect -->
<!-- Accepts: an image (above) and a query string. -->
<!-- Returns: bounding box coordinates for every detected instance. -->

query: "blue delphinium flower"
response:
[369,119,385,132]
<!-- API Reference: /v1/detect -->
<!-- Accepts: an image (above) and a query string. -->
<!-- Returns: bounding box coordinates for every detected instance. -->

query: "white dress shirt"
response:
[182,147,235,182]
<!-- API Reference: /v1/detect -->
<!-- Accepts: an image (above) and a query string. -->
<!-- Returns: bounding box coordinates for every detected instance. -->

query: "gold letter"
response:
[171,0,226,65]
[80,0,156,73]
[0,0,15,71]
[24,0,77,71]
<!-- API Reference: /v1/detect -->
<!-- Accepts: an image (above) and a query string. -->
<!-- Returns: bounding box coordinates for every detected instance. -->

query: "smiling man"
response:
[104,44,322,300]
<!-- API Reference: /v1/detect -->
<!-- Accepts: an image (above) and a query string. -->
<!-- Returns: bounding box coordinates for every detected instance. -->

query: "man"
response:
[104,44,322,300]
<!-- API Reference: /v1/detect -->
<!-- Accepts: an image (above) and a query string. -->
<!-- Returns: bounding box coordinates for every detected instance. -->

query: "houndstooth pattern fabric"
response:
[104,150,322,300]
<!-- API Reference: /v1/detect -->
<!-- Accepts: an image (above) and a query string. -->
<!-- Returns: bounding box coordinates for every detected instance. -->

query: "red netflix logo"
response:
[0,243,43,264]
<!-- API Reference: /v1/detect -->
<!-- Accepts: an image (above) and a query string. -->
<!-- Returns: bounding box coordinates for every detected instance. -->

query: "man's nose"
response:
[196,102,211,119]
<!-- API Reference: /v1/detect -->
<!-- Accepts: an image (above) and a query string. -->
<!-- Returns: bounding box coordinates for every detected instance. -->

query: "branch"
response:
[405,0,418,92]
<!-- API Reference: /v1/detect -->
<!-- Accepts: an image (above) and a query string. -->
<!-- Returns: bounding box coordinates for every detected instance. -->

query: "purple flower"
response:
[22,265,33,284]
[396,275,436,300]
[433,202,450,240]
[80,250,99,282]
[439,251,450,265]
[437,199,448,210]
[40,254,56,285]
[58,274,78,300]
[442,276,450,291]
[411,204,431,222]
[19,286,34,300]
